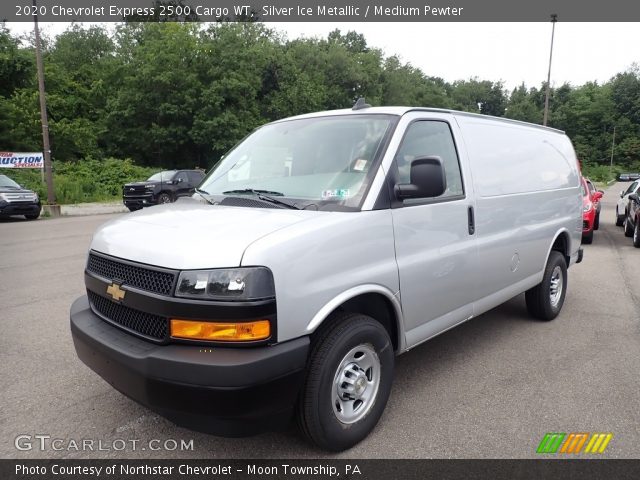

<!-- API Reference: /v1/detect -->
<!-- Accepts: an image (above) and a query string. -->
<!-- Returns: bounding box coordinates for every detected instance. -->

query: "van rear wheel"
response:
[525,251,567,321]
[297,312,394,452]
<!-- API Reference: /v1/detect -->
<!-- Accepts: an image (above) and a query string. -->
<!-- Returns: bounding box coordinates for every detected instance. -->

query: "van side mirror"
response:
[621,190,625,198]
[395,156,446,200]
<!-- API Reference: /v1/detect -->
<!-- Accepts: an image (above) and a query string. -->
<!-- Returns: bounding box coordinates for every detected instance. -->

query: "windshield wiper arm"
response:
[222,188,301,210]
[194,187,215,205]
[223,188,284,196]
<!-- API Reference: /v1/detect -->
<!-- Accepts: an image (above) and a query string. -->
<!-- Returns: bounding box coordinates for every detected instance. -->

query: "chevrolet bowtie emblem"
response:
[106,283,126,302]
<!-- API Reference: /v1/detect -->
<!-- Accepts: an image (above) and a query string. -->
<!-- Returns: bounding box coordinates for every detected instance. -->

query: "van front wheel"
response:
[297,313,394,452]
[525,251,567,321]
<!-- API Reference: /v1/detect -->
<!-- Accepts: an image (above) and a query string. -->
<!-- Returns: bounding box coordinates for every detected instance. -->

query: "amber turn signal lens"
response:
[170,319,270,342]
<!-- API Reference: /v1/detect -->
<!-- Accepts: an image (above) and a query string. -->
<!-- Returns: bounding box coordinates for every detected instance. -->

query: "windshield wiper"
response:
[194,187,215,205]
[223,188,284,196]
[222,188,301,210]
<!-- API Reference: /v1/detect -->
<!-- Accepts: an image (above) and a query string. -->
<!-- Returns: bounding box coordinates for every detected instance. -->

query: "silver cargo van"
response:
[70,103,583,451]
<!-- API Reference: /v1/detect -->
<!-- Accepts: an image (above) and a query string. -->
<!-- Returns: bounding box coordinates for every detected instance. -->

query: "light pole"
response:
[610,125,616,179]
[542,14,558,126]
[32,0,57,209]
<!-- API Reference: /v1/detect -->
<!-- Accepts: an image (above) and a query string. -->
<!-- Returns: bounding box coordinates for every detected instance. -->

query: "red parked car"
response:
[581,177,603,244]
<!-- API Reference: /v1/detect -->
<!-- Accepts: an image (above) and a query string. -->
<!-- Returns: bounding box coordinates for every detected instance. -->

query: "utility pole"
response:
[610,125,616,178]
[542,14,558,126]
[33,0,56,208]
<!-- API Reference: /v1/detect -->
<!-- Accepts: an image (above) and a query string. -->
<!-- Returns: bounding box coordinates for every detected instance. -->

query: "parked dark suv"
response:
[123,170,205,211]
[0,174,41,220]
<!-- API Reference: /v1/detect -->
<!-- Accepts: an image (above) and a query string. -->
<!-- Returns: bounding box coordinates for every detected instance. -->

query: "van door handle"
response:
[468,206,475,235]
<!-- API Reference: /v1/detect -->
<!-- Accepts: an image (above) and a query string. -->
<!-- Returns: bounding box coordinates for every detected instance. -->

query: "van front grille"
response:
[88,290,168,341]
[86,252,177,296]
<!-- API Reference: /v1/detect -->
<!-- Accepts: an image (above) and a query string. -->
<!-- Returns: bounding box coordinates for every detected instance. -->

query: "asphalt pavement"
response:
[1,183,638,459]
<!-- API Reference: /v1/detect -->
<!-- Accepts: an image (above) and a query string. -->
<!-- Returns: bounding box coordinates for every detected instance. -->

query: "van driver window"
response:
[395,121,464,200]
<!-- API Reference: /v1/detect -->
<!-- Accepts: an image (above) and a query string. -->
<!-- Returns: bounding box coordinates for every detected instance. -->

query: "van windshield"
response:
[200,115,395,210]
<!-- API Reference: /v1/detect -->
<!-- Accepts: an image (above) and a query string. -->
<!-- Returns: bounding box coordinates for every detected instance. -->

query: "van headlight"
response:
[175,267,275,301]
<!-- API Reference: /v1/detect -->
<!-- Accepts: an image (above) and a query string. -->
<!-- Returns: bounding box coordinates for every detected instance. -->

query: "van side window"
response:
[395,121,464,201]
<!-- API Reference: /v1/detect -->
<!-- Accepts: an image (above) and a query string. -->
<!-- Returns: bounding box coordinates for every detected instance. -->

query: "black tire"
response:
[582,229,593,244]
[157,192,172,204]
[615,207,625,226]
[593,212,600,230]
[624,217,634,237]
[525,251,567,321]
[633,220,640,248]
[297,312,394,452]
[24,213,40,220]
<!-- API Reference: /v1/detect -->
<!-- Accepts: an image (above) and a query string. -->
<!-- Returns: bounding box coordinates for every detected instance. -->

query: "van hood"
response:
[90,199,315,270]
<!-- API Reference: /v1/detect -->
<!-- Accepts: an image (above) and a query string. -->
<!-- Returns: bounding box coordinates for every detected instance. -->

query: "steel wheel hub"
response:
[549,265,563,308]
[332,344,380,424]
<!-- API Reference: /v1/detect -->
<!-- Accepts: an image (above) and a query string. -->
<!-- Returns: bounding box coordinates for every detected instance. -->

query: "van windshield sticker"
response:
[322,189,351,200]
[353,159,368,171]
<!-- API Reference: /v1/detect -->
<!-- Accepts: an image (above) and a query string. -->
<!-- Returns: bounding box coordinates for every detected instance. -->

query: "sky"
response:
[6,21,640,91]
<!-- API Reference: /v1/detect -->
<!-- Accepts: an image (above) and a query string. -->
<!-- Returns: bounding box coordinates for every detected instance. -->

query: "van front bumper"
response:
[70,296,309,436]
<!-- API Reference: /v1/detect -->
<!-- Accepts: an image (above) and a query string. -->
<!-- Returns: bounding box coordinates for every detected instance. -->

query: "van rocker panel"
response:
[70,296,309,436]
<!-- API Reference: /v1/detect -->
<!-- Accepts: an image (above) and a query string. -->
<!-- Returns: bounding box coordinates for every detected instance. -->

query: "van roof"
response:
[275,106,566,135]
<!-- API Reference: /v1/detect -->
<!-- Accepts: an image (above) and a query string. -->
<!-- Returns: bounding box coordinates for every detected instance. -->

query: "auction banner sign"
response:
[0,152,44,168]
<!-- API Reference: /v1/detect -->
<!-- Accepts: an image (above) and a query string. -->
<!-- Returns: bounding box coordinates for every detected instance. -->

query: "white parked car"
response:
[616,180,640,226]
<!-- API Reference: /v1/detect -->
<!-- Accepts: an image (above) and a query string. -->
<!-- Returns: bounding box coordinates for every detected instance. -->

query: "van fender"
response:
[544,228,573,270]
[305,284,405,352]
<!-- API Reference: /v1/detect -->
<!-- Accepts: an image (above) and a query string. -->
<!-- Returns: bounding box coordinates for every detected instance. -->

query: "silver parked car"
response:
[616,180,640,226]
[70,103,583,451]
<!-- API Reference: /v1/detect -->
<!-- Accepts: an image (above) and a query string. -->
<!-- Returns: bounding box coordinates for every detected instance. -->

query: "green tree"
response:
[448,78,507,116]
[104,22,202,167]
[505,84,542,123]
[381,56,449,107]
